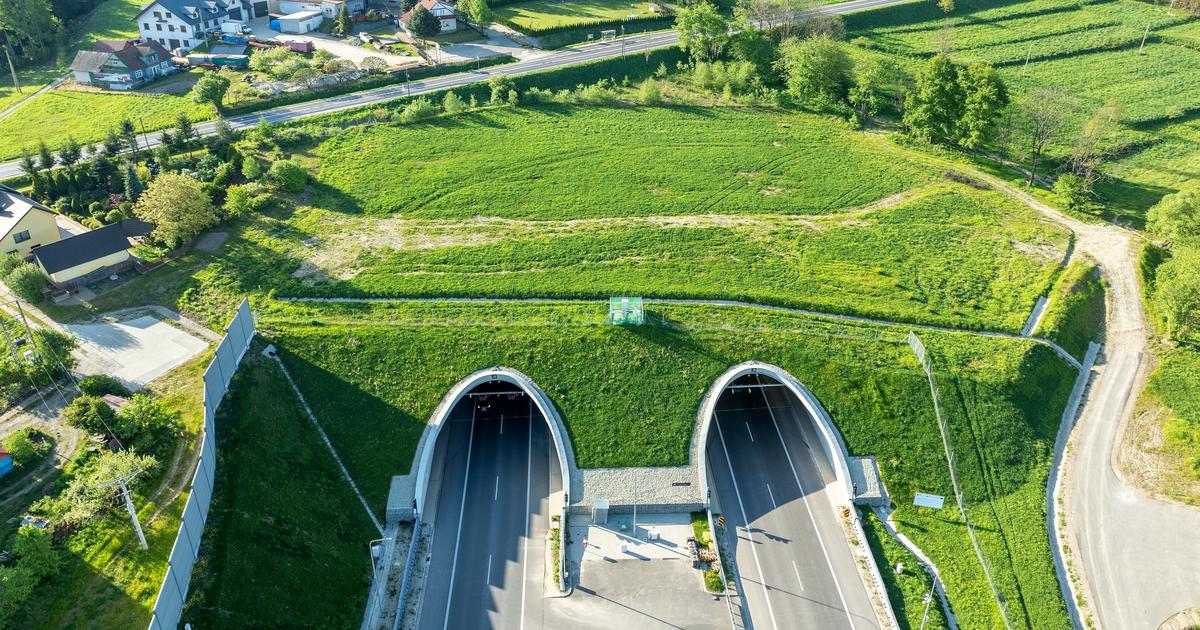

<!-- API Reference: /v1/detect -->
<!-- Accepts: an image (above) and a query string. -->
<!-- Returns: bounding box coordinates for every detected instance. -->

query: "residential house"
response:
[32,219,153,288]
[402,0,458,33]
[0,185,61,260]
[276,0,364,19]
[69,39,173,89]
[135,0,264,52]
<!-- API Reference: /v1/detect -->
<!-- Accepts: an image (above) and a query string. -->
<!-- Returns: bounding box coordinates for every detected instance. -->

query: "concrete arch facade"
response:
[692,360,856,505]
[410,366,580,516]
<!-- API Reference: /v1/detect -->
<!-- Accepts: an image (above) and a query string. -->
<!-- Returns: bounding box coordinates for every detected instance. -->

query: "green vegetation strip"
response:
[258,299,1074,628]
[183,349,377,628]
[1036,261,1105,361]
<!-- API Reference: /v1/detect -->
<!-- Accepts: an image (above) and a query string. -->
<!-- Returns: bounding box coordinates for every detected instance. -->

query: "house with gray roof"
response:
[69,39,173,89]
[135,0,263,53]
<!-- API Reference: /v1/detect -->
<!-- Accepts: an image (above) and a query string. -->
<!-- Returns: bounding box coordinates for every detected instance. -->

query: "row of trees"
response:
[1147,190,1200,343]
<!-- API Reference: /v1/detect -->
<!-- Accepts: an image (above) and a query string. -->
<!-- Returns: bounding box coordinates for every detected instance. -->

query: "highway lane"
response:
[708,375,877,630]
[418,388,558,630]
[0,0,917,180]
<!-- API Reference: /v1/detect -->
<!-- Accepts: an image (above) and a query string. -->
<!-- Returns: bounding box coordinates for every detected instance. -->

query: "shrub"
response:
[4,263,45,302]
[443,91,466,115]
[115,393,181,452]
[77,374,132,397]
[242,157,263,181]
[3,427,47,468]
[64,395,117,436]
[223,183,271,218]
[268,160,308,193]
[400,96,438,123]
[0,254,23,277]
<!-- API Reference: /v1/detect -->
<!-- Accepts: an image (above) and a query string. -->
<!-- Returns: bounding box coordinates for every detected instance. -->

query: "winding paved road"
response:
[0,0,914,181]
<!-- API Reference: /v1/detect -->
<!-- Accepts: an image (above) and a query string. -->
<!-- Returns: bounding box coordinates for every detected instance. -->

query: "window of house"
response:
[13,231,30,244]
[180,25,187,32]
[144,22,150,29]
[153,10,161,17]
[156,23,162,30]
[165,11,171,17]
[168,24,175,31]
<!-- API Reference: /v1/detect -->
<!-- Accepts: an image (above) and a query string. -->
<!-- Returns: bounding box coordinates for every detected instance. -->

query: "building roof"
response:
[0,184,51,242]
[72,40,170,74]
[280,8,322,19]
[32,219,152,274]
[136,0,233,26]
[402,0,454,20]
[69,50,111,74]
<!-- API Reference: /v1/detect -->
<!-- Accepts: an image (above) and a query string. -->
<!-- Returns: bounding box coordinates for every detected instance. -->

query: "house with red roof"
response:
[402,0,458,33]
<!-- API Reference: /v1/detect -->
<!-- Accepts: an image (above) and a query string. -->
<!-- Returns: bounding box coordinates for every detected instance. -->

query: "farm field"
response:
[844,0,1200,225]
[256,298,1076,629]
[494,0,665,32]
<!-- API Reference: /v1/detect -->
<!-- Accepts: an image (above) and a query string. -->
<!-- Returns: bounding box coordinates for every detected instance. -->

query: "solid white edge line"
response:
[766,482,777,509]
[520,397,533,630]
[760,387,857,630]
[487,554,493,586]
[442,403,477,630]
[745,421,755,442]
[495,475,500,501]
[715,411,780,630]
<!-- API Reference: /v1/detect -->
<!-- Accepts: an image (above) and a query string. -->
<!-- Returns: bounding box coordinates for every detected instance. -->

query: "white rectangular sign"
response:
[914,492,945,510]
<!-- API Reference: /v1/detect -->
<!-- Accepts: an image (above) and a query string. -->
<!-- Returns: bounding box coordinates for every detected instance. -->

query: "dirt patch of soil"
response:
[1117,387,1200,508]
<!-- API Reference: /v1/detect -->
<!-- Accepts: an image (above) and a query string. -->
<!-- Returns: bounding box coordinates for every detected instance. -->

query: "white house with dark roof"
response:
[402,0,457,33]
[0,185,61,260]
[135,0,263,52]
[32,219,154,288]
[69,39,173,89]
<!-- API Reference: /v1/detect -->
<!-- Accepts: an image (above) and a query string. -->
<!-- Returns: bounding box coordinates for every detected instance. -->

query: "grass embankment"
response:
[844,0,1200,225]
[689,512,724,592]
[182,349,377,628]
[299,105,1067,332]
[255,299,1075,628]
[1036,261,1105,361]
[859,509,951,630]
[11,352,208,629]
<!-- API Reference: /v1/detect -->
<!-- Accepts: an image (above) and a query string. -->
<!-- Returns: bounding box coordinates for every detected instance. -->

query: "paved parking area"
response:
[246,17,420,66]
[66,315,207,388]
[544,514,730,629]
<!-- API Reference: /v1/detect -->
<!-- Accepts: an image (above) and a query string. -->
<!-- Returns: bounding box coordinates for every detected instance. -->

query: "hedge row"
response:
[520,16,677,49]
[225,55,516,116]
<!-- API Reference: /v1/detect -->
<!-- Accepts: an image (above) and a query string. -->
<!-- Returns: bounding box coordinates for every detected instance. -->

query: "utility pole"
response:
[0,317,17,363]
[1139,24,1150,53]
[3,45,20,94]
[1021,44,1032,76]
[138,117,151,152]
[102,470,148,550]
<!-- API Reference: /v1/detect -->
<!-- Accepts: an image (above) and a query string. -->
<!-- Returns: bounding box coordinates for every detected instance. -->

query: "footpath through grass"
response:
[256,299,1075,629]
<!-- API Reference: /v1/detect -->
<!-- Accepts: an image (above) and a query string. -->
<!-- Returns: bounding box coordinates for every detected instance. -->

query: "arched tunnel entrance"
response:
[701,367,880,630]
[415,373,568,630]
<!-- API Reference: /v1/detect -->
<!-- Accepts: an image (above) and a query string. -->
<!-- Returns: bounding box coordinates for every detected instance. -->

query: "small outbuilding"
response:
[32,219,153,288]
[273,9,325,33]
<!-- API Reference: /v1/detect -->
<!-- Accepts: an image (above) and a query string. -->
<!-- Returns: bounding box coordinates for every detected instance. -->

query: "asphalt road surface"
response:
[0,0,917,181]
[708,375,877,630]
[418,386,560,630]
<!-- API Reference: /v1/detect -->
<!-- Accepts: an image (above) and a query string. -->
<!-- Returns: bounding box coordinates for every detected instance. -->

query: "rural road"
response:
[418,388,559,630]
[979,179,1200,629]
[0,0,915,181]
[709,374,878,630]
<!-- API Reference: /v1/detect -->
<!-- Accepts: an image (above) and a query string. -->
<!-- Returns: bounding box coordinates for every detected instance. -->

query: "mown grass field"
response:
[494,0,663,32]
[0,90,210,161]
[257,299,1075,629]
[298,105,1068,332]
[844,0,1200,225]
[183,348,377,628]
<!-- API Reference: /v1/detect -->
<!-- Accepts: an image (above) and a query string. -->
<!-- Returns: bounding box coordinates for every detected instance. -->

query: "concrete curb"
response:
[1048,341,1100,630]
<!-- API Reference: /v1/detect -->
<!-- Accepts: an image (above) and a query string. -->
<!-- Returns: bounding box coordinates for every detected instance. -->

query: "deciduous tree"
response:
[676,2,728,62]
[1018,87,1073,185]
[407,4,441,40]
[903,54,963,143]
[191,71,230,113]
[776,35,852,104]
[133,173,217,247]
[956,60,1007,150]
[1148,188,1200,246]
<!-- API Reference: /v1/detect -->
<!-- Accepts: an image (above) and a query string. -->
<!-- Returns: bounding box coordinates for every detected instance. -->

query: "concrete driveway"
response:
[67,315,207,388]
[246,17,420,66]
